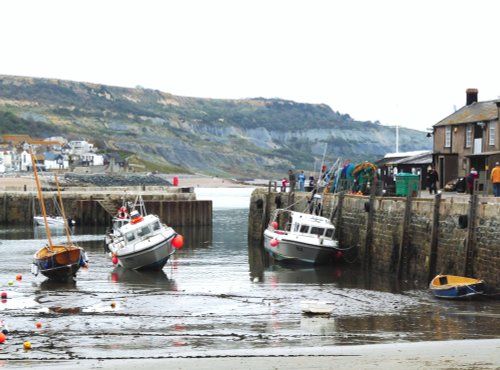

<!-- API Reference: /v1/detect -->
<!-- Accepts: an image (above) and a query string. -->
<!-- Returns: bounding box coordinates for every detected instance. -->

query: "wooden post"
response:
[334,191,345,243]
[427,192,441,282]
[463,194,477,277]
[363,185,377,270]
[397,193,412,278]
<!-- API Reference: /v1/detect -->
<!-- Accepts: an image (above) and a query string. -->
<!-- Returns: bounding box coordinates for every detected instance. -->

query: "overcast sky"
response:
[1,0,499,131]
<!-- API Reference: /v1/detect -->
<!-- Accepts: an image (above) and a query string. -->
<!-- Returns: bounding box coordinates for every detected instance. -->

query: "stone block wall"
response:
[249,189,500,290]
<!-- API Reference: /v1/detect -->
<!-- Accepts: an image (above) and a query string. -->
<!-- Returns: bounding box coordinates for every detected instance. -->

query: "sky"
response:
[1,0,500,132]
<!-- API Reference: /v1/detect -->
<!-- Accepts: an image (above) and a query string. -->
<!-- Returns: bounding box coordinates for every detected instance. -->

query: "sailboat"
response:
[29,148,87,282]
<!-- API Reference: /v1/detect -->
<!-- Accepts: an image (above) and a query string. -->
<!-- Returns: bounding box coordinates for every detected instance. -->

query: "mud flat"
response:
[11,339,500,370]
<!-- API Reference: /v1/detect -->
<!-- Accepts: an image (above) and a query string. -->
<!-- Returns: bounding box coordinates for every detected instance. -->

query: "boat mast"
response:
[29,147,53,248]
[54,174,72,247]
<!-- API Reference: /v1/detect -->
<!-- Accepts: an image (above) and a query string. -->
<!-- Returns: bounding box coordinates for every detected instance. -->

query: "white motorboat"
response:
[105,197,184,270]
[263,208,341,265]
[34,215,75,227]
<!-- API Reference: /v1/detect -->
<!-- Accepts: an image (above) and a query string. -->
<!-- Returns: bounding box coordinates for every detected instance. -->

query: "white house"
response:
[44,152,69,170]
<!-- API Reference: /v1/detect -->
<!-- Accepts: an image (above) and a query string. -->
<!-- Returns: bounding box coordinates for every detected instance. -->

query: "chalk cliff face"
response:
[0,75,431,178]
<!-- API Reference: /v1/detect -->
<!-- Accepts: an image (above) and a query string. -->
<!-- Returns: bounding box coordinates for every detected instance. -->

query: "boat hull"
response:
[264,230,339,264]
[32,245,86,282]
[429,275,485,299]
[114,231,176,270]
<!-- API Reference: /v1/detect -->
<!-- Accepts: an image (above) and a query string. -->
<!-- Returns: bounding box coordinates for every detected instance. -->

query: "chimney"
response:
[466,88,478,105]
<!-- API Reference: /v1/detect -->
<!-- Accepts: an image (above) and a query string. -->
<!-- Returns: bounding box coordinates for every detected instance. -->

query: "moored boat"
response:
[30,148,87,282]
[34,215,75,227]
[263,208,342,264]
[429,274,485,299]
[105,196,184,270]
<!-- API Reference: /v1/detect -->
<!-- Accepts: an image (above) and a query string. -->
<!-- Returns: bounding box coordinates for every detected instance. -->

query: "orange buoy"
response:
[23,341,32,350]
[0,332,6,344]
[172,235,184,249]
[111,302,116,309]
[35,322,42,329]
[16,274,22,281]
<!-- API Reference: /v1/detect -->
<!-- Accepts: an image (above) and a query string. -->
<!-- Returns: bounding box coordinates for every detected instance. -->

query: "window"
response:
[310,227,324,236]
[325,229,334,238]
[465,125,472,148]
[126,232,135,242]
[489,122,496,146]
[137,226,150,237]
[152,221,161,231]
[300,225,309,233]
[445,126,451,148]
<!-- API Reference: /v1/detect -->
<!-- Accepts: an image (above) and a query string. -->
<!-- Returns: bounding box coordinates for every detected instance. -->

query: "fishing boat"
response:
[429,274,485,299]
[105,196,184,270]
[263,207,342,264]
[29,148,87,282]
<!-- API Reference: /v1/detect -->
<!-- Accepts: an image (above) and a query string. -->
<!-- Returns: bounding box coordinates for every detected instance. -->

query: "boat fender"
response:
[457,214,468,229]
[131,216,144,224]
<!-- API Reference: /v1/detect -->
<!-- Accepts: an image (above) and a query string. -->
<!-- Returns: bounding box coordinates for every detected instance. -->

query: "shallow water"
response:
[0,191,498,361]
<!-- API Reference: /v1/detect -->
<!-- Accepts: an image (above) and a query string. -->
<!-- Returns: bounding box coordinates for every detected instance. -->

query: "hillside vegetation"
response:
[0,75,431,178]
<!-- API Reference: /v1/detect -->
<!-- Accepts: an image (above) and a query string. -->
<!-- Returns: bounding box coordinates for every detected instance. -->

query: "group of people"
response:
[426,162,500,196]
[280,169,314,192]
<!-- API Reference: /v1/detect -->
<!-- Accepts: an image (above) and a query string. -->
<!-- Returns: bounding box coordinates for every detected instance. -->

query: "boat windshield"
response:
[310,227,324,236]
[152,221,161,231]
[125,232,135,242]
[325,228,334,238]
[137,225,151,237]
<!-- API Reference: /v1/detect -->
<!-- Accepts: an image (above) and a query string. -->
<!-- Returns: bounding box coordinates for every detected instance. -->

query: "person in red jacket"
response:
[466,168,479,194]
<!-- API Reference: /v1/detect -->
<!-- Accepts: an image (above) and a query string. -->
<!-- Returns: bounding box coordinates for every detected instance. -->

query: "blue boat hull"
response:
[431,282,484,299]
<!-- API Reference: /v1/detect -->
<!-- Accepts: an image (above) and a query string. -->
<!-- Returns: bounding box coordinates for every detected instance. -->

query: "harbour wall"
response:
[248,188,500,290]
[0,186,212,227]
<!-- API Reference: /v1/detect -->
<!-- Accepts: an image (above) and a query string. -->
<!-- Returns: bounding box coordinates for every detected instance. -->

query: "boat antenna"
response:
[54,174,72,247]
[29,146,53,249]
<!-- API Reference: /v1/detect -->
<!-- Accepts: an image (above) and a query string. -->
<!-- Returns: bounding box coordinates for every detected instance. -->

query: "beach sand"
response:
[12,339,500,369]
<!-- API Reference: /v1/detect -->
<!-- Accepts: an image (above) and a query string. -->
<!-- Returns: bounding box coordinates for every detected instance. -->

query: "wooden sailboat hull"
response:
[33,245,86,282]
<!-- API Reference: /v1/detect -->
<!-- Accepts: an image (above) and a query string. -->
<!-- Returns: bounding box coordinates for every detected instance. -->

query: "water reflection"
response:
[110,266,177,290]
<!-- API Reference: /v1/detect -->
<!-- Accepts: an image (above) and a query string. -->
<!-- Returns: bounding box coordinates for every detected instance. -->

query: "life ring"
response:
[118,207,128,219]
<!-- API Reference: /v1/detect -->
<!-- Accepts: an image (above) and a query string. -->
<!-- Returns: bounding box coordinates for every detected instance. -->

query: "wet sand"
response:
[14,339,500,369]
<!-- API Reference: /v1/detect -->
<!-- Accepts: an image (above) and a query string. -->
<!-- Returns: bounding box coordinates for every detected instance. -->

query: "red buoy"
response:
[270,239,279,247]
[173,176,179,187]
[172,235,184,249]
[111,256,118,265]
[0,292,7,299]
[271,221,278,229]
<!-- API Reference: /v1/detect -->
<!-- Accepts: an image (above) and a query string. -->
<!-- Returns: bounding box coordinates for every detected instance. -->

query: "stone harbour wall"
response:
[249,188,500,290]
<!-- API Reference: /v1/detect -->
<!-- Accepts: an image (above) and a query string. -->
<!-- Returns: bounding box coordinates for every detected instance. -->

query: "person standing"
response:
[298,170,306,191]
[466,168,479,194]
[426,166,439,195]
[288,169,296,192]
[491,162,500,197]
